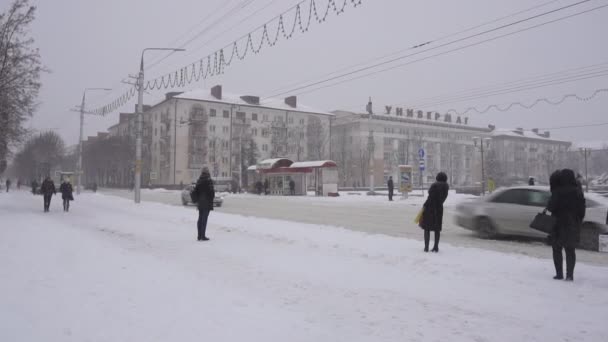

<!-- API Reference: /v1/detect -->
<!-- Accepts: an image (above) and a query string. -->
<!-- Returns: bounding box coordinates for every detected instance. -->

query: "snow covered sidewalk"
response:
[1,191,608,342]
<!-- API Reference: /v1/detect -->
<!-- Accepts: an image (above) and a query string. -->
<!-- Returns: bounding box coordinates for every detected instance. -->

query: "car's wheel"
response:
[477,217,497,239]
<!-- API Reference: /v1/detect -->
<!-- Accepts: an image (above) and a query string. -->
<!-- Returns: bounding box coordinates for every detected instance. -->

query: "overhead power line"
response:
[265,0,605,99]
[444,87,608,115]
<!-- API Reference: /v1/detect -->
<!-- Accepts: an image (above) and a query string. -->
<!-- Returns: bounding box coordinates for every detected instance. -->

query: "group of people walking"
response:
[34,177,74,212]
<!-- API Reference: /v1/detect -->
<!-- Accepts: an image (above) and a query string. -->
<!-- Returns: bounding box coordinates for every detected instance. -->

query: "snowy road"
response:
[2,191,608,342]
[102,188,608,266]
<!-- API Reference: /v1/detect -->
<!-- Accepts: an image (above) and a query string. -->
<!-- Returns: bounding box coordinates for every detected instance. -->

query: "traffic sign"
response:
[418,148,425,159]
[419,159,425,171]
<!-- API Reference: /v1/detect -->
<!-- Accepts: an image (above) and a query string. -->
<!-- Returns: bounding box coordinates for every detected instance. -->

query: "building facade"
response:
[331,109,492,188]
[147,85,332,186]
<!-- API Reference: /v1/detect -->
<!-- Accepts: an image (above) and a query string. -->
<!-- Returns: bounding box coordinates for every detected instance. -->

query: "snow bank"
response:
[1,191,607,342]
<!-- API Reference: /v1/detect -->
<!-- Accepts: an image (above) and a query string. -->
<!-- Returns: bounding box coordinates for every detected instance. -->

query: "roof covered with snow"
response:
[173,89,332,116]
[491,129,570,144]
[290,160,337,168]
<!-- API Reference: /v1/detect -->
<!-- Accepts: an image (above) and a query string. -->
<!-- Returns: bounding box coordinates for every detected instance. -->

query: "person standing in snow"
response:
[289,178,296,195]
[191,167,215,241]
[387,176,394,201]
[59,180,74,212]
[528,177,535,186]
[547,169,585,281]
[40,177,56,212]
[419,172,449,252]
[264,178,269,195]
[5,178,10,192]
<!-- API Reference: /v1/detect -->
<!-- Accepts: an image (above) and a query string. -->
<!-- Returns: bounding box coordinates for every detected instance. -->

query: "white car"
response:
[455,186,608,249]
[181,184,223,207]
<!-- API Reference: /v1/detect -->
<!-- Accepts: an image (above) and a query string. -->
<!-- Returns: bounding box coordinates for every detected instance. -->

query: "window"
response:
[262,128,269,137]
[223,110,229,118]
[263,114,269,122]
[300,119,305,125]
[222,157,228,164]
[262,144,268,151]
[236,111,245,120]
[492,189,528,205]
[252,113,258,121]
[210,125,216,132]
[251,128,258,136]
[526,190,550,207]
[288,117,294,124]
[210,109,216,117]
[223,126,229,133]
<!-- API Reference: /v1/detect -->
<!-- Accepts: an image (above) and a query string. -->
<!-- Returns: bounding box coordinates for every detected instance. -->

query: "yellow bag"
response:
[414,208,424,224]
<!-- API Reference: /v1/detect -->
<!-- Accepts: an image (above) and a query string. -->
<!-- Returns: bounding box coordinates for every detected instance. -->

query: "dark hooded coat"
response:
[192,172,215,211]
[420,173,449,232]
[547,169,586,248]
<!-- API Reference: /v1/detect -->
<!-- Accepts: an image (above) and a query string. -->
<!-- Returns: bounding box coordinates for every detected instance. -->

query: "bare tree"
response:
[13,131,65,180]
[0,0,45,173]
[306,116,327,160]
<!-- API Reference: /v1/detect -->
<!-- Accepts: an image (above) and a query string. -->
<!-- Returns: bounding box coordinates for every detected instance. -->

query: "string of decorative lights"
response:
[90,0,363,116]
[444,88,608,115]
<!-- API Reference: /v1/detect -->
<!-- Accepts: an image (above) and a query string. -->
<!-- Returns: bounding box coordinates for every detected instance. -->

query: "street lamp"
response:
[77,87,112,195]
[473,136,491,196]
[579,147,591,193]
[134,47,185,204]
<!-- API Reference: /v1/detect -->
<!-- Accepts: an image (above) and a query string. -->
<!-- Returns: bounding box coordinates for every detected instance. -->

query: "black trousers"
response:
[424,230,441,250]
[553,246,576,278]
[197,209,210,239]
[63,199,70,211]
[43,195,52,211]
[388,189,394,201]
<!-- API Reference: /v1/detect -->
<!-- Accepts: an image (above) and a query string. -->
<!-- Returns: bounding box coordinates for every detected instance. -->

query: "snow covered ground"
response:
[2,190,608,341]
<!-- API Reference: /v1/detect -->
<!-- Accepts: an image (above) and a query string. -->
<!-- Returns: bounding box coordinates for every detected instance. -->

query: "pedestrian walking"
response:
[547,169,585,281]
[40,177,57,212]
[31,179,39,195]
[289,178,296,195]
[92,182,98,193]
[190,167,215,241]
[5,179,10,192]
[419,172,449,252]
[387,176,394,201]
[59,180,74,212]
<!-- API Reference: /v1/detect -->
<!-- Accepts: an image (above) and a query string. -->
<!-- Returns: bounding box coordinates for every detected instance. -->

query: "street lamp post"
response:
[77,87,111,195]
[134,47,185,203]
[473,137,491,196]
[579,148,591,193]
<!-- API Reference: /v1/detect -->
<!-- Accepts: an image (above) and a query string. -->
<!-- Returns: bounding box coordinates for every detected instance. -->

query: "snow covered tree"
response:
[0,0,45,173]
[13,131,65,180]
[486,149,507,187]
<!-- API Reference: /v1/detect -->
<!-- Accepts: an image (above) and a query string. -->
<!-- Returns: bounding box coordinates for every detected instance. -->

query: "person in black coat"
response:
[547,169,585,281]
[387,176,394,201]
[528,177,535,186]
[191,167,215,241]
[40,177,57,212]
[59,180,74,212]
[420,172,449,252]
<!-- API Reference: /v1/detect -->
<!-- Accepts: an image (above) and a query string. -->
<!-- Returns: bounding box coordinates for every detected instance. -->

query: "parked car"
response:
[455,186,608,249]
[181,183,223,207]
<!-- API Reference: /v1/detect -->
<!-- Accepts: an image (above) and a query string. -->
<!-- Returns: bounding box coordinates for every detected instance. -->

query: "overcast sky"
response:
[20,0,608,146]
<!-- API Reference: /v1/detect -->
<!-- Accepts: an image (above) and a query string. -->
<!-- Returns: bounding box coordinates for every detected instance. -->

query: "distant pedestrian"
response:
[387,176,394,201]
[17,179,21,190]
[264,178,269,195]
[419,172,449,252]
[289,178,296,195]
[190,167,215,241]
[5,179,10,192]
[60,180,74,212]
[40,177,57,212]
[255,180,263,195]
[31,179,39,195]
[528,177,535,186]
[547,169,585,281]
[92,182,98,193]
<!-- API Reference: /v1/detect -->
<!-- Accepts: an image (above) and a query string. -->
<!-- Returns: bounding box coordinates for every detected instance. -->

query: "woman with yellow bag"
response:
[419,172,449,252]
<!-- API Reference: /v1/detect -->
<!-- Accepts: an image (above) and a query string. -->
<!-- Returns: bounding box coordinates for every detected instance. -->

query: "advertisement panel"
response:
[399,165,413,193]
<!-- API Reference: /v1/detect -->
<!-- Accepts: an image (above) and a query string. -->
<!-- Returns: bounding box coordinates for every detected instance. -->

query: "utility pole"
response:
[366,97,375,194]
[473,137,490,196]
[76,88,111,195]
[580,148,591,193]
[134,47,184,203]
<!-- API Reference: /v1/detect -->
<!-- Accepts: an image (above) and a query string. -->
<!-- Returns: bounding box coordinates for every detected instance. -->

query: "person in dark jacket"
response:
[264,178,269,195]
[191,167,215,241]
[289,178,296,195]
[420,172,449,252]
[387,176,394,201]
[5,179,10,192]
[547,169,585,281]
[528,177,535,186]
[40,177,57,212]
[59,180,74,212]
